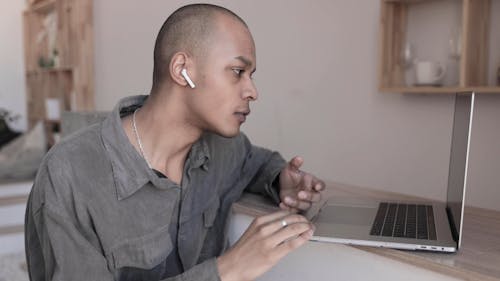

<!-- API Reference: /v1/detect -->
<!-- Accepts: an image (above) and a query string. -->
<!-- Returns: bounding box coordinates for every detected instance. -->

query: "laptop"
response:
[308,93,475,253]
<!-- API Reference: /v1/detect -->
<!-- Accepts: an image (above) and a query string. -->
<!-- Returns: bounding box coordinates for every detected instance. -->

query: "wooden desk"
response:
[232,181,500,281]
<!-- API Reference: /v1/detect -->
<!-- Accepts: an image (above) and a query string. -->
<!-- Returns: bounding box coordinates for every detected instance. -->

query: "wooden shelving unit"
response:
[23,0,94,147]
[381,86,500,94]
[379,0,500,94]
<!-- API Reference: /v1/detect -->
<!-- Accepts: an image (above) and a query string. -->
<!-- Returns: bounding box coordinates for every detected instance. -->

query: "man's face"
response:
[187,15,257,138]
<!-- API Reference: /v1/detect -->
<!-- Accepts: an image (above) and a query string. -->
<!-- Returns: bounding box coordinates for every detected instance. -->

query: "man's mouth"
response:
[234,110,250,123]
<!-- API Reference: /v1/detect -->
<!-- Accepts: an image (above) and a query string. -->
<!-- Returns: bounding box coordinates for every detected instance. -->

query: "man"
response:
[25,4,325,281]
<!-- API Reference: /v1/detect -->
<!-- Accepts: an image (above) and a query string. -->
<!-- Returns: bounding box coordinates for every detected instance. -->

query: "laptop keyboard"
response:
[370,203,437,240]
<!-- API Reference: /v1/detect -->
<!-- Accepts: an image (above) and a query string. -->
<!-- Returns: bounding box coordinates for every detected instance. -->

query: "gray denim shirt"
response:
[25,95,286,281]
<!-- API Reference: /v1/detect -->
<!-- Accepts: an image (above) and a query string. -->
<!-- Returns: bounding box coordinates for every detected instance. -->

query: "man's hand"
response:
[217,211,313,281]
[279,156,325,212]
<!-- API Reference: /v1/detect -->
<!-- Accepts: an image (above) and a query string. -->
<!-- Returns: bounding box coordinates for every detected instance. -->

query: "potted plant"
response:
[0,108,21,148]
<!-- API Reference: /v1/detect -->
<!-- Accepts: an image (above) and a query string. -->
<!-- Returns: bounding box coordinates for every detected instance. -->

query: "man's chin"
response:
[208,127,240,138]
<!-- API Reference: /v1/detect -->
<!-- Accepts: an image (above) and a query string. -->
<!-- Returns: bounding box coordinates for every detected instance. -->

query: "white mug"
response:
[415,61,446,85]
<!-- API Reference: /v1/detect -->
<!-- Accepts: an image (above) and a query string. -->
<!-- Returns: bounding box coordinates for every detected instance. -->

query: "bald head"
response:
[151,4,248,92]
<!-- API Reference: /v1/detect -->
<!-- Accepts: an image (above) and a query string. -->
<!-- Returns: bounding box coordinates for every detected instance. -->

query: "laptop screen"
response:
[446,93,474,247]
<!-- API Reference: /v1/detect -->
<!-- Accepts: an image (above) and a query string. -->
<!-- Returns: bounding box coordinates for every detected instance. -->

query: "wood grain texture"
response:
[380,86,500,94]
[380,0,498,94]
[462,0,491,87]
[233,181,500,280]
[23,0,94,130]
[379,0,408,89]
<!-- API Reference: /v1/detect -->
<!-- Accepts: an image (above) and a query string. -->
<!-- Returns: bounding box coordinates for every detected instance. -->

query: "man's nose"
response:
[242,79,258,101]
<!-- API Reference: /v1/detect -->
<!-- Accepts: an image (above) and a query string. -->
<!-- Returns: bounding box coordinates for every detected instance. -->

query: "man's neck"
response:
[123,91,202,184]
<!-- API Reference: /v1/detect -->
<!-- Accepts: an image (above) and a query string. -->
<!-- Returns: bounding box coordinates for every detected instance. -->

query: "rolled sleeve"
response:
[161,258,221,281]
[240,134,287,204]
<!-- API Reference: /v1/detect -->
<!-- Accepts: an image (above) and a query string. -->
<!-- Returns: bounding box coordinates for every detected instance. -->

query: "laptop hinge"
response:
[446,206,459,243]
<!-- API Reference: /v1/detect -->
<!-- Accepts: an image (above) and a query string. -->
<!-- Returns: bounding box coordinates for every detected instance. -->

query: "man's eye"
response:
[232,68,244,76]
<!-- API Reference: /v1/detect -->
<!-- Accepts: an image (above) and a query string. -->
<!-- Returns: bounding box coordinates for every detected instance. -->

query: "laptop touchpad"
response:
[316,205,375,226]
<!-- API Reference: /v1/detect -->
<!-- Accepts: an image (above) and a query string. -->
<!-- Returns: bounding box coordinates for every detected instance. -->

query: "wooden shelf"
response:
[378,0,500,94]
[29,0,56,13]
[384,0,429,3]
[384,0,428,2]
[381,86,500,94]
[43,119,61,124]
[23,0,94,133]
[26,67,73,75]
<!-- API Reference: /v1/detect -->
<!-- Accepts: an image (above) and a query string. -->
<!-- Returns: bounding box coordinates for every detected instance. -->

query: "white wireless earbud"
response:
[181,68,196,89]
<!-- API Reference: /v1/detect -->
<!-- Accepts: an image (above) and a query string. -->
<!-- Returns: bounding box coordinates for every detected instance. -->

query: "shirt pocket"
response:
[109,225,172,270]
[203,197,220,228]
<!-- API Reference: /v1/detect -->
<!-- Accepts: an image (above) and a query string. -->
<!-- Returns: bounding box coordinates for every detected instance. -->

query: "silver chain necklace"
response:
[132,108,152,169]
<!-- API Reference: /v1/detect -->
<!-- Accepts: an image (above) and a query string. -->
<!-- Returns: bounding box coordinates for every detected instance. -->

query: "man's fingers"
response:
[273,226,313,259]
[279,202,291,211]
[299,174,326,192]
[313,179,326,192]
[279,202,301,214]
[269,220,313,246]
[300,173,314,191]
[284,196,311,211]
[283,196,297,207]
[287,156,303,172]
[259,214,310,238]
[252,210,290,227]
[297,190,321,203]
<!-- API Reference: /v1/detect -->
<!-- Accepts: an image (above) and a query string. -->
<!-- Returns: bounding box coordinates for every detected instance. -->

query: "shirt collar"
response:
[101,95,211,200]
[189,135,210,171]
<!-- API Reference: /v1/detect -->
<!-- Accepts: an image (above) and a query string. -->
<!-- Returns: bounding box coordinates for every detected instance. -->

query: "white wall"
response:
[0,0,27,131]
[93,0,500,210]
[3,1,499,210]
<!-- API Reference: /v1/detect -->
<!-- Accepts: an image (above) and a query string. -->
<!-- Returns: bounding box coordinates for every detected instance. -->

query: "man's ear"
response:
[169,52,194,88]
